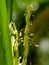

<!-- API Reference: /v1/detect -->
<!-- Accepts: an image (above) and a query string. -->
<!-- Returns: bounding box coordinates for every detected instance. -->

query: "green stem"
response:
[22,5,31,65]
[14,30,19,65]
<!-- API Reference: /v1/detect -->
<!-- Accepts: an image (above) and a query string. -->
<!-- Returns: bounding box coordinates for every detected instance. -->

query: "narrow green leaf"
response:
[0,0,13,65]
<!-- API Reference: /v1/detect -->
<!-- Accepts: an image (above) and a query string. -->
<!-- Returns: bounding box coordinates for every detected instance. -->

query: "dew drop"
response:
[30,1,39,11]
[24,13,26,16]
[35,44,39,47]
[21,39,24,42]
[19,56,22,60]
[29,33,34,36]
[21,38,23,40]
[19,32,22,37]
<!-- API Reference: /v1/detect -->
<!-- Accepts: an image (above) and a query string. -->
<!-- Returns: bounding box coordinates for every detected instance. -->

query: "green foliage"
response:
[0,0,49,65]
